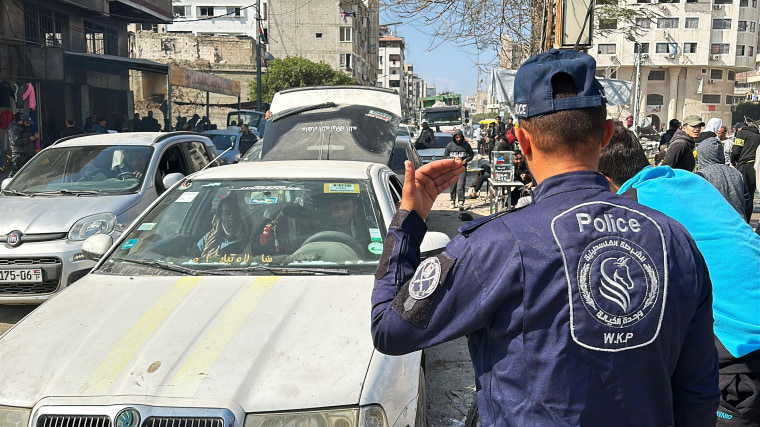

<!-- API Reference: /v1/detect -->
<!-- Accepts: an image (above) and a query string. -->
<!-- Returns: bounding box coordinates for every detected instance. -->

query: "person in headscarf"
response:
[696,135,753,222]
[197,196,249,258]
[697,117,723,143]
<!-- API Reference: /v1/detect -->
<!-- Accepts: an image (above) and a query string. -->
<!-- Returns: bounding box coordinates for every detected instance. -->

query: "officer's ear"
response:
[514,125,533,160]
[601,119,614,149]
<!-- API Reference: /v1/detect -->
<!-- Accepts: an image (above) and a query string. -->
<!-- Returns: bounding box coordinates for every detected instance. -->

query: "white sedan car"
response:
[0,160,449,427]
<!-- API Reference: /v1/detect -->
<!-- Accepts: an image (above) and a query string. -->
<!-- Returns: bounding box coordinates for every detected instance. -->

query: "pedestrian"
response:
[660,119,680,146]
[661,115,703,171]
[413,121,434,149]
[60,117,83,138]
[495,116,506,139]
[599,122,760,427]
[371,49,719,426]
[90,116,108,134]
[506,117,514,131]
[730,121,760,198]
[697,117,723,143]
[8,113,38,176]
[131,113,141,132]
[140,111,161,132]
[238,123,258,155]
[696,134,753,221]
[626,114,633,128]
[444,129,473,210]
[83,111,97,133]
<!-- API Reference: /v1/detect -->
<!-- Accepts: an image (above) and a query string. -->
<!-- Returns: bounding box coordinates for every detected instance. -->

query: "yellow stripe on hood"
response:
[80,277,202,394]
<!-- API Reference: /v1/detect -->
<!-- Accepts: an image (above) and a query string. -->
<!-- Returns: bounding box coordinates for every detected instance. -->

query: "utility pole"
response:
[631,40,643,138]
[255,0,263,111]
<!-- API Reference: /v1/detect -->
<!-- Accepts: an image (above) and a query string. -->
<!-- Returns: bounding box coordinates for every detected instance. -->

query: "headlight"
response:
[0,406,31,427]
[245,408,358,427]
[359,406,387,427]
[68,213,117,241]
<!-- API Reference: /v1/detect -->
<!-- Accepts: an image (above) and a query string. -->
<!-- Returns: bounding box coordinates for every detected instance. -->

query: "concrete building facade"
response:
[0,0,171,146]
[591,0,759,129]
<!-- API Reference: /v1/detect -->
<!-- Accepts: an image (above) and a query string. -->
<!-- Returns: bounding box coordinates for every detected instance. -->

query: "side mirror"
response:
[82,234,113,261]
[233,153,241,163]
[420,231,450,258]
[1,178,10,190]
[162,173,185,190]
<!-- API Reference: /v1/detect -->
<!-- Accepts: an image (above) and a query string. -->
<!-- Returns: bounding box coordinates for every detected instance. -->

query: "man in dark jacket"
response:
[8,114,38,176]
[495,116,506,139]
[141,111,161,132]
[60,117,84,138]
[413,121,435,149]
[443,129,474,210]
[731,123,760,198]
[238,123,258,156]
[662,115,702,171]
[660,119,680,146]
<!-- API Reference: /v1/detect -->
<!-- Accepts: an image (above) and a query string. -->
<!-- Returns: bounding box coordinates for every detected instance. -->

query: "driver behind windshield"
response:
[116,148,149,179]
[322,193,369,251]
[197,196,250,258]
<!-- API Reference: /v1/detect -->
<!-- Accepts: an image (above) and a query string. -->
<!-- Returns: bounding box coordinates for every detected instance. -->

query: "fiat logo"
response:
[6,231,22,247]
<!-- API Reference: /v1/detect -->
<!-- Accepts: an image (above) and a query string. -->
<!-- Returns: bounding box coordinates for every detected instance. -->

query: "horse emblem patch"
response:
[552,202,667,352]
[409,257,441,300]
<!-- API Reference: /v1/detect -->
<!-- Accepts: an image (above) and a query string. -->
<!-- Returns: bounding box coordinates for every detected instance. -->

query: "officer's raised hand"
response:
[400,159,463,220]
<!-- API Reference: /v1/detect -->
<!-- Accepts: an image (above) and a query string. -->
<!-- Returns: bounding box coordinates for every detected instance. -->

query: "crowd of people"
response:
[371,49,760,427]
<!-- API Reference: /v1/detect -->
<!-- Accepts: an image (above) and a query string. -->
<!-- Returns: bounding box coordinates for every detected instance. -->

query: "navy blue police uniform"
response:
[371,49,718,426]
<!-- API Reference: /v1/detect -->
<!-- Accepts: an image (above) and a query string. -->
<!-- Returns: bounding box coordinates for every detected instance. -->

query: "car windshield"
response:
[209,133,238,151]
[227,111,264,130]
[396,127,410,137]
[260,104,399,163]
[422,109,462,126]
[5,145,153,194]
[433,134,452,148]
[97,178,386,276]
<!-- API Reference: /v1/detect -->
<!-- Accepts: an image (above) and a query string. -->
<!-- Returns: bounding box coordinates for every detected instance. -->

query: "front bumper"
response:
[0,239,95,304]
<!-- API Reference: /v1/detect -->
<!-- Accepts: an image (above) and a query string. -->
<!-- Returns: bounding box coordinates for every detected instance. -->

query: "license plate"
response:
[0,269,43,283]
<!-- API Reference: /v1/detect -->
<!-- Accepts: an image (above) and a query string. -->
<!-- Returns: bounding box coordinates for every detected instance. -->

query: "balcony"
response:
[107,0,173,23]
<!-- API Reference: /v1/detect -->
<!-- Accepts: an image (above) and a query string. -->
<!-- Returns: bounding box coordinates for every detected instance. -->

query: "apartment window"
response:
[24,3,68,48]
[609,69,618,79]
[711,43,730,54]
[686,0,698,3]
[683,42,697,53]
[714,0,732,3]
[657,18,679,28]
[637,0,650,3]
[738,21,748,31]
[751,22,757,32]
[655,43,674,53]
[84,21,117,55]
[750,46,755,56]
[684,18,699,28]
[649,70,666,80]
[599,19,617,29]
[740,0,749,5]
[595,70,605,78]
[711,69,723,79]
[141,24,158,32]
[702,94,721,103]
[226,7,241,17]
[636,18,651,28]
[340,53,352,69]
[737,45,746,55]
[597,44,616,54]
[754,0,758,7]
[315,33,322,38]
[262,3,267,20]
[198,6,214,17]
[378,56,383,65]
[635,43,650,53]
[713,19,732,29]
[728,70,736,80]
[173,6,188,17]
[340,26,353,42]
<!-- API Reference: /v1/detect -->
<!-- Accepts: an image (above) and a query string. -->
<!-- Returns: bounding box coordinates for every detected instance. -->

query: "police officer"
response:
[371,50,718,426]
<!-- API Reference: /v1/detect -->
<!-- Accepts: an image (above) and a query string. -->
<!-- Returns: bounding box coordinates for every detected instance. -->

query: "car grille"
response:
[38,415,111,427]
[0,257,62,294]
[36,416,225,427]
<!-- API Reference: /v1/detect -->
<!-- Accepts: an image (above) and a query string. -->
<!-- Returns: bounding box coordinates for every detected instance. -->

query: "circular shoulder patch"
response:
[409,257,442,300]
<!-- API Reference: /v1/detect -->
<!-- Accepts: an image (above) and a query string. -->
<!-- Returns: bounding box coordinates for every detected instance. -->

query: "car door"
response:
[182,139,213,173]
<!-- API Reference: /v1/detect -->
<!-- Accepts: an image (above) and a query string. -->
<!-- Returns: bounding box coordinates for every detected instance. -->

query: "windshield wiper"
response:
[0,189,30,196]
[272,102,337,122]
[109,257,224,276]
[33,189,100,196]
[214,265,349,275]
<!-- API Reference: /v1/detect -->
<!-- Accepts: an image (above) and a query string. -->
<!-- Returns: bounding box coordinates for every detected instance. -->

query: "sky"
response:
[381,12,498,99]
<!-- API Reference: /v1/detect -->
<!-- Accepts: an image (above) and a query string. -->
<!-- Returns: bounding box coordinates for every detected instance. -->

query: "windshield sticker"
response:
[179,182,193,190]
[240,185,303,191]
[176,191,199,203]
[369,228,382,242]
[368,241,384,255]
[137,223,156,231]
[189,253,253,264]
[122,239,138,249]
[324,183,360,193]
[301,124,358,133]
[367,110,392,122]
[250,197,278,205]
[201,183,221,187]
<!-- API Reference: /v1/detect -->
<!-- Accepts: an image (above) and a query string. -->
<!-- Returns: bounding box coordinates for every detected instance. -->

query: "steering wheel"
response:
[301,231,364,255]
[117,171,136,180]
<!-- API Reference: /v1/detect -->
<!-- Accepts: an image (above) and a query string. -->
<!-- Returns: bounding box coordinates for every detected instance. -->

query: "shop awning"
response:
[64,52,169,74]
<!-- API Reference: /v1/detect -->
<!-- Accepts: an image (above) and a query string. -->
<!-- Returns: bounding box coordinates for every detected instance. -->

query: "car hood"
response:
[0,194,140,233]
[0,274,375,412]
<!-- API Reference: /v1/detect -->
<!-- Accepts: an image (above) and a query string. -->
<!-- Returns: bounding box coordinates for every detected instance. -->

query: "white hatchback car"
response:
[0,132,219,304]
[0,160,449,427]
